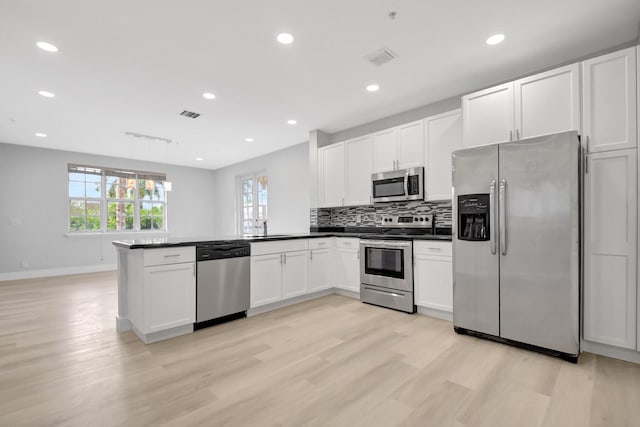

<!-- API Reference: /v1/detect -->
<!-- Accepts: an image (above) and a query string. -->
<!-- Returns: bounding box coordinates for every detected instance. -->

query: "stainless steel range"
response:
[359,214,433,313]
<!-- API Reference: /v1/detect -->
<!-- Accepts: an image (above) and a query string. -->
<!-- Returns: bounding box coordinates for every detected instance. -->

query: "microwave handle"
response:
[404,171,409,196]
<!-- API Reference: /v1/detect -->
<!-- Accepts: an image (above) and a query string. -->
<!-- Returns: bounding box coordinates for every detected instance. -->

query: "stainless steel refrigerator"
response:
[452,131,580,361]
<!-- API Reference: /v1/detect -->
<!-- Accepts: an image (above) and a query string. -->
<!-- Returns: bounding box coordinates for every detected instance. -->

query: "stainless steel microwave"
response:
[371,167,424,203]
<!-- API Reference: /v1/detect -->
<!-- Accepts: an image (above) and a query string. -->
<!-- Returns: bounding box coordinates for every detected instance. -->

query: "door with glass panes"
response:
[239,174,268,235]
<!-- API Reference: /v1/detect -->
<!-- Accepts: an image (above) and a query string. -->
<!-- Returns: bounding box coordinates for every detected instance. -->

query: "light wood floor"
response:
[1,273,639,426]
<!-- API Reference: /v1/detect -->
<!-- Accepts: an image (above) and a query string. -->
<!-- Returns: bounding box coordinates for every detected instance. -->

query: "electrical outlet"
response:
[356,214,362,223]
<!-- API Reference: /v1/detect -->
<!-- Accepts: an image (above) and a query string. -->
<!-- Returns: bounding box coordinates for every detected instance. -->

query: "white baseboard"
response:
[0,264,117,282]
[417,305,453,321]
[116,316,132,332]
[334,288,360,299]
[248,288,335,316]
[581,340,640,364]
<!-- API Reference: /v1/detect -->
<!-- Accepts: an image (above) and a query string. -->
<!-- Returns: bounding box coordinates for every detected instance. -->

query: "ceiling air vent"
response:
[180,110,201,119]
[364,47,398,66]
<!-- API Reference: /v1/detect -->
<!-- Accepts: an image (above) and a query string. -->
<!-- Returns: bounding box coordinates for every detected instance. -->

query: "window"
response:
[239,173,268,235]
[68,164,167,233]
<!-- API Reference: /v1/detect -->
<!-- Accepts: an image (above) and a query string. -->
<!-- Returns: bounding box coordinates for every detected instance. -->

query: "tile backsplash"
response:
[310,200,452,228]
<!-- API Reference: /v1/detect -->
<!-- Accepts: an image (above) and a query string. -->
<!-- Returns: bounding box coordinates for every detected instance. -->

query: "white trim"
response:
[0,264,117,282]
[116,316,132,332]
[582,340,640,364]
[417,305,453,321]
[247,288,334,316]
[64,231,169,239]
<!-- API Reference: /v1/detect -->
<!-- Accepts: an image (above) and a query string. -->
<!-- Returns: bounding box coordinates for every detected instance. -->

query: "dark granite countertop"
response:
[112,228,452,249]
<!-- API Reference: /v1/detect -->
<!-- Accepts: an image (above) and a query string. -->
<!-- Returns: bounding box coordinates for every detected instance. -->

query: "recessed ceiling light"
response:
[202,92,216,100]
[195,157,203,161]
[38,90,55,98]
[36,41,58,52]
[277,33,294,45]
[366,84,380,92]
[245,137,254,142]
[34,132,47,138]
[486,34,505,45]
[287,119,297,125]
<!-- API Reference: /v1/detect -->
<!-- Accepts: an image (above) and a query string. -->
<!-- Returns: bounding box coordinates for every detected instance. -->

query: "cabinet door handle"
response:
[309,250,313,260]
[283,253,287,264]
[357,250,360,260]
[163,254,181,258]
[428,247,442,252]
[586,135,590,154]
[509,130,513,141]
[193,263,196,277]
[280,253,283,264]
[516,129,520,140]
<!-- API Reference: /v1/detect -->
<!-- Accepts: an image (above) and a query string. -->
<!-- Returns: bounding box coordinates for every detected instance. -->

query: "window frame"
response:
[236,171,268,236]
[67,164,168,234]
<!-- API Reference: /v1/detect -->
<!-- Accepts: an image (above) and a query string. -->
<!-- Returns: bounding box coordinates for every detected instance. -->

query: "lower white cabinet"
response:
[250,253,283,308]
[250,241,309,308]
[127,246,196,339]
[583,149,637,350]
[143,263,196,332]
[414,242,453,313]
[335,238,360,292]
[309,248,334,292]
[282,250,309,299]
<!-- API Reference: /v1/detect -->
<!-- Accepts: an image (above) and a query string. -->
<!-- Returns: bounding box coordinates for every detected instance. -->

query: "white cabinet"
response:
[583,47,637,153]
[397,120,425,169]
[127,246,196,340]
[143,263,196,332]
[345,135,373,205]
[373,128,397,173]
[584,149,637,350]
[425,109,462,201]
[462,63,580,147]
[250,240,309,308]
[514,63,580,140]
[282,250,309,299]
[309,238,334,292]
[250,253,283,307]
[318,142,345,207]
[462,83,514,147]
[414,242,453,312]
[373,121,424,172]
[335,238,360,292]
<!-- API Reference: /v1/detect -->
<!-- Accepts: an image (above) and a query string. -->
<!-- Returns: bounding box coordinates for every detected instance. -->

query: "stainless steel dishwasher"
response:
[195,242,250,329]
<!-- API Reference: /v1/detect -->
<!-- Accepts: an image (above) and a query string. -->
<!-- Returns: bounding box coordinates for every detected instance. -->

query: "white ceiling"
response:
[0,0,638,170]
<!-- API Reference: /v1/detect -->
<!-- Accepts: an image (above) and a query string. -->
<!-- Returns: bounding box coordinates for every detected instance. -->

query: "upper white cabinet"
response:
[373,120,424,172]
[372,128,397,172]
[514,63,580,139]
[397,120,425,169]
[425,110,462,201]
[318,142,345,207]
[462,63,580,147]
[583,149,637,350]
[345,135,373,205]
[462,83,514,147]
[583,47,637,153]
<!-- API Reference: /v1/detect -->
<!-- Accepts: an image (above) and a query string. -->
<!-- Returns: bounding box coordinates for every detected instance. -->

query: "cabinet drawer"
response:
[251,239,309,256]
[336,238,360,249]
[413,241,452,256]
[144,246,195,266]
[309,238,333,250]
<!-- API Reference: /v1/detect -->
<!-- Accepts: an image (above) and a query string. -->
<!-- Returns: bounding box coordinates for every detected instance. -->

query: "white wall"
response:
[213,142,309,235]
[0,142,216,278]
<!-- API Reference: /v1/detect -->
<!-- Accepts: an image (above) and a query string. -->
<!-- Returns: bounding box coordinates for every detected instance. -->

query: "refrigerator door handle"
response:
[490,180,497,255]
[499,179,507,255]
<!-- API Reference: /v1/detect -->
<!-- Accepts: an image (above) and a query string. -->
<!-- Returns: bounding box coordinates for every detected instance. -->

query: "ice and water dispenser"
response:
[458,194,490,241]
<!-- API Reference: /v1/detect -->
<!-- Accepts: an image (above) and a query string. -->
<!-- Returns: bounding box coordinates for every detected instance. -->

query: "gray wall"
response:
[213,142,310,236]
[326,96,461,145]
[0,142,216,275]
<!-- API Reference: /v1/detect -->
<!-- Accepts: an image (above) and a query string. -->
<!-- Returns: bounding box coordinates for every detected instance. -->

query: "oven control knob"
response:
[420,218,424,222]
